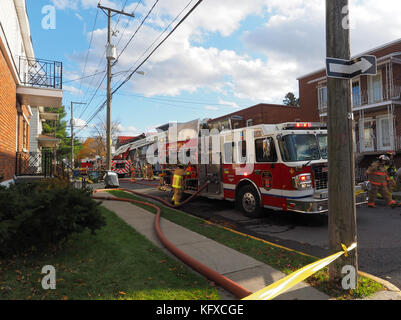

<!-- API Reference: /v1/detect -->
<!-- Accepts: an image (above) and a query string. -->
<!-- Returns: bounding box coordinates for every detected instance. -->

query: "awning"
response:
[37,134,60,148]
[17,86,63,108]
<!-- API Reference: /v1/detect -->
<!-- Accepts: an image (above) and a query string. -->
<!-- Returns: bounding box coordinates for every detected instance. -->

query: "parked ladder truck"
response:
[123,122,368,217]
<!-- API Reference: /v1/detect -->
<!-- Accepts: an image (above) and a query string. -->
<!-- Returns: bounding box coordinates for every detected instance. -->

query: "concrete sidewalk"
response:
[96,191,330,300]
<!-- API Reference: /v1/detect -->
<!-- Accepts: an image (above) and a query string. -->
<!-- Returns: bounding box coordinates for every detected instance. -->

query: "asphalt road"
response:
[117,180,401,289]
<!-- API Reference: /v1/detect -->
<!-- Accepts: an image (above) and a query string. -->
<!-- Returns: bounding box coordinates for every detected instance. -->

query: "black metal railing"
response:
[15,151,54,177]
[18,56,63,89]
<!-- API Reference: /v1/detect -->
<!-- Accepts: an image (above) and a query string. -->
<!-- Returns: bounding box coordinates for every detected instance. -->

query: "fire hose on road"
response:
[92,181,253,299]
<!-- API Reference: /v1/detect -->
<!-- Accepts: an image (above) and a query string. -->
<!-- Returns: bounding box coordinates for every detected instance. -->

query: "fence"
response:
[15,151,53,177]
[18,56,63,89]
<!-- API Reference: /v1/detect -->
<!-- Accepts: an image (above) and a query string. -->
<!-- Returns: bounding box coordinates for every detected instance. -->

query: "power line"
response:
[112,0,199,94]
[112,0,195,87]
[76,0,204,135]
[115,0,142,48]
[73,9,99,103]
[63,70,106,84]
[113,0,159,67]
[115,91,246,108]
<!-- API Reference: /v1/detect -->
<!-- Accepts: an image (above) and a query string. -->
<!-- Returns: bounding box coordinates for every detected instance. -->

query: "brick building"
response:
[208,103,319,131]
[298,38,401,172]
[0,0,62,185]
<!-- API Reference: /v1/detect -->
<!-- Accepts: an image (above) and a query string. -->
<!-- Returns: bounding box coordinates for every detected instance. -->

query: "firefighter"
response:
[366,155,397,208]
[171,164,186,205]
[146,163,154,181]
[186,162,196,178]
[385,151,397,190]
[130,165,136,183]
[158,170,167,191]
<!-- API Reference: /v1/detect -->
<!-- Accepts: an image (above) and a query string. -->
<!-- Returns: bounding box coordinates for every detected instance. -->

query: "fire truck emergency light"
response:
[295,122,312,128]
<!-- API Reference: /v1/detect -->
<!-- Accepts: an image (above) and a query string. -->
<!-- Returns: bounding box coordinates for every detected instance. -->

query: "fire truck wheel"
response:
[237,185,262,218]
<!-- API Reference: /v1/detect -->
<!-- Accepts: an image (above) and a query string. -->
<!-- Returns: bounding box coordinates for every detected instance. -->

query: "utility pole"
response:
[326,0,358,285]
[98,4,135,171]
[70,102,86,169]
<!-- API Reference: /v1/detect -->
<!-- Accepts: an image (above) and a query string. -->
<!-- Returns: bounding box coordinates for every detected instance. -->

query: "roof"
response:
[209,103,298,123]
[117,134,145,145]
[297,38,401,80]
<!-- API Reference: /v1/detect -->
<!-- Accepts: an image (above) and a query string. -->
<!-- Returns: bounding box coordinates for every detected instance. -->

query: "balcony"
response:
[318,85,401,116]
[16,56,63,108]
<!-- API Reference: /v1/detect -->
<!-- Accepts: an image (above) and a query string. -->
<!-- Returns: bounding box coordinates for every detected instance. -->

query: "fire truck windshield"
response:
[317,134,328,159]
[279,134,324,162]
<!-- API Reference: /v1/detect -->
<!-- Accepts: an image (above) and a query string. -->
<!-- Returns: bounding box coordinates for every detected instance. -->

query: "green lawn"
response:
[107,190,384,300]
[0,207,220,300]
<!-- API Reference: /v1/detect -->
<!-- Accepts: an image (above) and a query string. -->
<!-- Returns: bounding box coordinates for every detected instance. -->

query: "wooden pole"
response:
[326,0,358,285]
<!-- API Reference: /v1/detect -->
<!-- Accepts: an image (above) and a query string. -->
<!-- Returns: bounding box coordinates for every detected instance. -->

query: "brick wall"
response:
[0,46,17,181]
[209,103,320,130]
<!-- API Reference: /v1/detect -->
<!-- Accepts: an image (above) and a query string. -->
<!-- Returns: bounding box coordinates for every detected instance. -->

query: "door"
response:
[252,137,282,207]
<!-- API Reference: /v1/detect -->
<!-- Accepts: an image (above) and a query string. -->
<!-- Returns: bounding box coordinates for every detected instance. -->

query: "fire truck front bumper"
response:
[285,188,368,214]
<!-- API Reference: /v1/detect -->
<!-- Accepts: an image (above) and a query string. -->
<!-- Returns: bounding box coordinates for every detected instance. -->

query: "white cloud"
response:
[75,13,83,21]
[205,106,219,111]
[117,124,140,136]
[70,0,401,107]
[73,118,88,128]
[64,85,84,95]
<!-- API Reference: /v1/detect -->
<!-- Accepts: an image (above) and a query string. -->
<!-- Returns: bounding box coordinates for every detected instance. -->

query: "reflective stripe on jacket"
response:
[172,174,183,189]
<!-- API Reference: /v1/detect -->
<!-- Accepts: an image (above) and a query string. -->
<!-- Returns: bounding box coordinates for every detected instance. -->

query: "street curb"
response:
[358,271,401,297]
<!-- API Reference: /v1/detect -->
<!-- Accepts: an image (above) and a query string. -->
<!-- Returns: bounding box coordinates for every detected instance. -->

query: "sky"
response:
[26,0,401,140]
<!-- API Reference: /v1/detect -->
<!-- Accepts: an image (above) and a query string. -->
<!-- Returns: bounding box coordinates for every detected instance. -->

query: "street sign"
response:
[326,55,377,79]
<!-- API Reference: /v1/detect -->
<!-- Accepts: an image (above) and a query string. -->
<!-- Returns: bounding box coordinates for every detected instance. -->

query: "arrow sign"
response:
[326,55,377,79]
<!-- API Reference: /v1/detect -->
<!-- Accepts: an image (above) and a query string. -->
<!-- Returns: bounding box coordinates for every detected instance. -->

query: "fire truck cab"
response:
[192,122,367,217]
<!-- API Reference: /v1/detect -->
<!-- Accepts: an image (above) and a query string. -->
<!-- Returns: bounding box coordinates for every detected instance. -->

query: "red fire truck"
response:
[128,122,368,217]
[112,148,132,178]
[80,159,94,175]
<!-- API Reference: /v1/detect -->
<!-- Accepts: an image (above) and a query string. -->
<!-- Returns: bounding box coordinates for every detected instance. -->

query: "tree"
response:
[283,92,300,106]
[92,118,121,148]
[76,137,105,162]
[42,106,83,162]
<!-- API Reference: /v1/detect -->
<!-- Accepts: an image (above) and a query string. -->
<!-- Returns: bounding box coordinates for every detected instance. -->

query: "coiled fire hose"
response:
[92,182,253,299]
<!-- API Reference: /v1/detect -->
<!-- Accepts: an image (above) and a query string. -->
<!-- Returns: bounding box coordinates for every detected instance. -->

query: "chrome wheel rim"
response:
[242,192,256,213]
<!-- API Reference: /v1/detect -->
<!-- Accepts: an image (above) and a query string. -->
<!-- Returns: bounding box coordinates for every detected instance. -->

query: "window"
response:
[352,80,361,106]
[361,119,375,152]
[224,142,234,164]
[246,119,253,127]
[369,72,382,103]
[255,138,277,162]
[239,140,247,163]
[318,86,327,110]
[22,120,28,151]
[278,134,321,162]
[377,116,393,150]
[317,134,328,159]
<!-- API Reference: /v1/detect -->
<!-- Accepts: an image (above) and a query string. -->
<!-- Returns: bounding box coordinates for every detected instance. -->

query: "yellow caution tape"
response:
[243,243,357,300]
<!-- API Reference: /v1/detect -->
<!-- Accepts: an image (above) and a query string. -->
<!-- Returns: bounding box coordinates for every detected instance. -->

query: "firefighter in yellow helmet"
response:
[171,164,186,205]
[366,155,397,208]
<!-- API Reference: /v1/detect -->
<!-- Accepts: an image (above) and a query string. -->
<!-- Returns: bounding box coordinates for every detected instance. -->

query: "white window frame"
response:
[318,86,328,111]
[246,119,253,127]
[352,79,361,107]
[368,70,383,104]
[376,115,394,151]
[359,117,375,152]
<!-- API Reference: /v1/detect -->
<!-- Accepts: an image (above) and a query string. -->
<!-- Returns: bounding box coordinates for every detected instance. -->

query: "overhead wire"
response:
[76,0,204,135]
